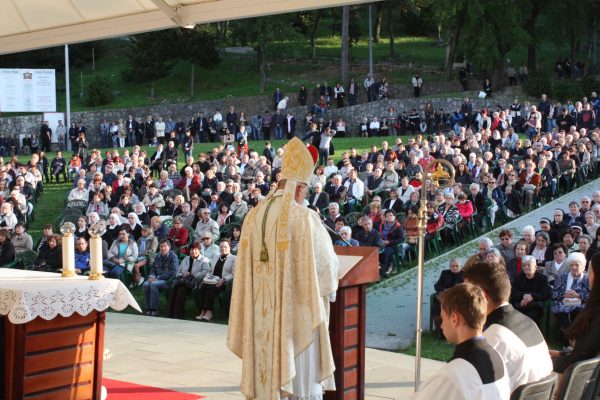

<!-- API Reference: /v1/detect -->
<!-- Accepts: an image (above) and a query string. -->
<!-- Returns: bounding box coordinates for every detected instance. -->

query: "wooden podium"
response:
[325,246,380,400]
[1,311,106,400]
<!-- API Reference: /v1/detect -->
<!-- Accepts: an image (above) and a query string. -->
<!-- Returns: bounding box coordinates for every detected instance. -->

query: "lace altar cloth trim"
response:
[0,269,142,324]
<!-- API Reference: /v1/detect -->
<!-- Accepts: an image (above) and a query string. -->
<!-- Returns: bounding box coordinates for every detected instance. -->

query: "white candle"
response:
[89,235,103,276]
[62,234,75,275]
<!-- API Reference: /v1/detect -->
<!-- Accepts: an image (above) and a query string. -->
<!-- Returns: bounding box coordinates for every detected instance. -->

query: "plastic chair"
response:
[510,373,557,400]
[556,357,600,400]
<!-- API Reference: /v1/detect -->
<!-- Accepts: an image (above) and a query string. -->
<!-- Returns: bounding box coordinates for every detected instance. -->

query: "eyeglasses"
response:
[202,237,211,241]
[488,181,496,184]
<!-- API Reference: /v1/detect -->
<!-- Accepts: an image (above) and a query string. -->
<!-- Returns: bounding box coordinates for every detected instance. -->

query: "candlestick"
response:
[60,222,76,278]
[88,223,105,280]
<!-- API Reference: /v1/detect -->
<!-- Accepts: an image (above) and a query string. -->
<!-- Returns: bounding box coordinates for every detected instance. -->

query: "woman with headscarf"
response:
[551,253,600,374]
[134,202,150,226]
[104,213,122,246]
[127,213,143,240]
[550,208,570,240]
[551,252,590,343]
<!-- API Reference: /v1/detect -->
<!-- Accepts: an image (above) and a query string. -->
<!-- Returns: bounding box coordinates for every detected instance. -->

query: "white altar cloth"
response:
[0,268,141,324]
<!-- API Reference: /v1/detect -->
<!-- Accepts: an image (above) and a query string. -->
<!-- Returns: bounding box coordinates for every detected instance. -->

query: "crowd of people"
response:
[1,87,599,317]
[423,189,600,398]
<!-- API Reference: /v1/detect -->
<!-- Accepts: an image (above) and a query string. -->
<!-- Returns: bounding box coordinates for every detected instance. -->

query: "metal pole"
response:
[368,4,373,79]
[65,44,71,151]
[414,159,455,393]
[414,192,427,392]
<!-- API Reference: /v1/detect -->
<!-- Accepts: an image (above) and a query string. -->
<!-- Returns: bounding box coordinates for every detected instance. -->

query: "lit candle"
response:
[60,222,76,277]
[88,223,105,280]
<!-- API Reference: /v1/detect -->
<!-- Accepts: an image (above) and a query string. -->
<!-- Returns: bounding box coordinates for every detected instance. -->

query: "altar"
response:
[0,268,141,400]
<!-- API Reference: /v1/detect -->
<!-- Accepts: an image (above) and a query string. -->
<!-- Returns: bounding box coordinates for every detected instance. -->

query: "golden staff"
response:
[414,159,455,392]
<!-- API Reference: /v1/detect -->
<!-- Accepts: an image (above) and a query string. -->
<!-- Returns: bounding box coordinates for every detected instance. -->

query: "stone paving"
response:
[365,179,600,350]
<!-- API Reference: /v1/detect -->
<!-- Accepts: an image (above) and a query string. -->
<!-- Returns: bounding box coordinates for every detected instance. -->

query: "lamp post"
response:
[88,223,106,280]
[414,159,454,392]
[60,222,76,278]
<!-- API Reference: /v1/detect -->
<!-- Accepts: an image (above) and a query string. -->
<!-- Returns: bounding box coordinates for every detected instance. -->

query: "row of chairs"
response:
[510,356,600,400]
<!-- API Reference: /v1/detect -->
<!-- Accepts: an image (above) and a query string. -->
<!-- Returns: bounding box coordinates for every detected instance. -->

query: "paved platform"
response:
[103,312,444,400]
[365,178,600,350]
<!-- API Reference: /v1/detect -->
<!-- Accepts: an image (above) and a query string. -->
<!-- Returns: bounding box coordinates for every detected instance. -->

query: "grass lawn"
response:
[398,332,453,361]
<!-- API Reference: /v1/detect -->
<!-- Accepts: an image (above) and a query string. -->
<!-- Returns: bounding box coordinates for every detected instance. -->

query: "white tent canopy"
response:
[0,0,375,55]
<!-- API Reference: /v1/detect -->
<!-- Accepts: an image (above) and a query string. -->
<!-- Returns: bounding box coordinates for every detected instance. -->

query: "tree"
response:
[241,15,304,92]
[455,0,530,87]
[373,2,384,43]
[122,31,177,99]
[309,10,323,58]
[341,6,350,87]
[176,26,221,97]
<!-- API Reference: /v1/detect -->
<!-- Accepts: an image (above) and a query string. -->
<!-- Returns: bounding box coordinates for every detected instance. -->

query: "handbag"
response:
[175,274,197,289]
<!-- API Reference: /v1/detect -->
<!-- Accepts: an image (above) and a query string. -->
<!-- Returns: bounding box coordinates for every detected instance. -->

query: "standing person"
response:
[415,283,510,400]
[40,121,51,152]
[68,121,78,152]
[56,119,67,151]
[125,115,137,147]
[412,73,423,98]
[99,119,110,149]
[483,78,493,98]
[298,84,307,106]
[228,137,339,400]
[364,73,374,102]
[459,67,469,91]
[347,78,357,106]
[318,127,336,166]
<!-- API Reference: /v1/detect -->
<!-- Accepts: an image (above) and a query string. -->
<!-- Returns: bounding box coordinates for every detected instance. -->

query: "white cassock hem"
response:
[285,330,324,400]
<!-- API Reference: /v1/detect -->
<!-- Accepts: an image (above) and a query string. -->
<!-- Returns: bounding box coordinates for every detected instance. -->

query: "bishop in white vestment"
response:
[227,137,339,399]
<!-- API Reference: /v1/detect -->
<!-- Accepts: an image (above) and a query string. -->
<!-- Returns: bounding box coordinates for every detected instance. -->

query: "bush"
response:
[84,75,113,107]
[552,80,584,102]
[523,72,552,98]
[580,76,598,96]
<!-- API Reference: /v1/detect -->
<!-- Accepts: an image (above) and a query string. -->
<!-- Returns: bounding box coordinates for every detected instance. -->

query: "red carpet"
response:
[103,378,204,400]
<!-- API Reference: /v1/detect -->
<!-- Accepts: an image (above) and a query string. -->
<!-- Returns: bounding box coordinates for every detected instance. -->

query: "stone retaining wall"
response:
[0,79,504,149]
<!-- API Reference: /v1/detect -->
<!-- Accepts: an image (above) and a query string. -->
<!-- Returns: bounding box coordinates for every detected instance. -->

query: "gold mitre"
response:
[280,137,317,185]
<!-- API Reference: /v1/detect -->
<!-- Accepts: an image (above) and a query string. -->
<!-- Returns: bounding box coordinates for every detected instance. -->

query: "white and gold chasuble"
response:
[227,189,339,399]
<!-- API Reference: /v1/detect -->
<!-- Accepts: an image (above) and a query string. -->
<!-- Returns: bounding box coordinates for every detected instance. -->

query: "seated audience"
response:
[133,225,159,286]
[550,253,600,375]
[33,234,62,272]
[431,258,464,338]
[11,223,33,254]
[166,244,210,320]
[74,237,91,274]
[195,239,235,322]
[0,229,16,266]
[103,226,138,279]
[143,239,179,316]
[551,252,590,342]
[510,255,552,323]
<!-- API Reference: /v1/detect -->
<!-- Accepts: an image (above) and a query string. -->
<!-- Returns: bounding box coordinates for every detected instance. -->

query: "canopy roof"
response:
[0,0,374,55]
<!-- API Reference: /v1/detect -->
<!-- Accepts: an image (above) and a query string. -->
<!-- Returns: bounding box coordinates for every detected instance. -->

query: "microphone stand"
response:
[320,218,354,247]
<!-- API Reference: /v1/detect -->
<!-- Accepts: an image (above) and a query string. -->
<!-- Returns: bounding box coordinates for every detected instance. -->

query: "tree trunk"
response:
[331,8,337,37]
[310,10,322,59]
[258,44,267,93]
[592,16,598,67]
[388,6,394,57]
[571,32,577,67]
[341,6,350,87]
[524,7,541,72]
[150,80,155,99]
[373,2,384,43]
[492,59,506,89]
[190,63,195,98]
[444,24,460,80]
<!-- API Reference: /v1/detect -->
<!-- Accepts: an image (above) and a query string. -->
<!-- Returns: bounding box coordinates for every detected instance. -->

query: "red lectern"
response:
[326,246,380,400]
